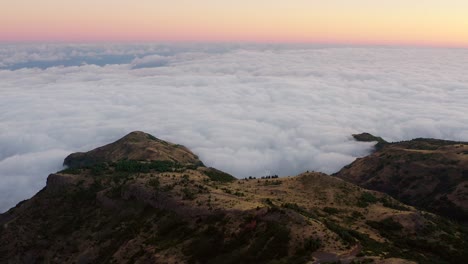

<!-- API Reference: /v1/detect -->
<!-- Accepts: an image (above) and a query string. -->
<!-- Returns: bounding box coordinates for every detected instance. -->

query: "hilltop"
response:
[63,131,204,168]
[336,134,468,222]
[1,132,467,264]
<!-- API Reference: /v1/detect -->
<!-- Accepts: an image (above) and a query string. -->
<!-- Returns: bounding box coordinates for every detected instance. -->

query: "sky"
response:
[1,44,468,212]
[1,1,468,47]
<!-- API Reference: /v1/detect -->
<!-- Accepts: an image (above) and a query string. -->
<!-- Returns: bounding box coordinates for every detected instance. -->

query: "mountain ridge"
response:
[336,133,468,222]
[1,131,467,264]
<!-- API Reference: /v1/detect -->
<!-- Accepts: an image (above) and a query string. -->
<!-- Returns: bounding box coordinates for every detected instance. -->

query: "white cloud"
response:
[1,45,468,212]
[131,54,169,69]
[0,149,69,211]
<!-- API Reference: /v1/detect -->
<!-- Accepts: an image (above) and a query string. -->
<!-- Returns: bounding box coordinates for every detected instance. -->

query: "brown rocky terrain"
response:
[335,133,468,222]
[1,131,467,264]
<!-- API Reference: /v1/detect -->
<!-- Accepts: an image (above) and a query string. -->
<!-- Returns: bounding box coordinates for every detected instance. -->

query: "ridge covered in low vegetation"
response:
[1,131,467,264]
[336,133,468,223]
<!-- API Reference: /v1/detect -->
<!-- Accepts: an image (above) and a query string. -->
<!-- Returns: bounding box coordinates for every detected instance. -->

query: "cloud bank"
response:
[1,44,468,212]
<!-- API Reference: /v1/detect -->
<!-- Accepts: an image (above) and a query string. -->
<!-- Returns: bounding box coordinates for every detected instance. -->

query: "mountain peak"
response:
[64,131,203,168]
[352,132,387,143]
[352,132,388,150]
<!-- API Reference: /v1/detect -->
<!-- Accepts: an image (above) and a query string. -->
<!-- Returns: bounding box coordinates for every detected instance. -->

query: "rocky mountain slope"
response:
[335,133,468,222]
[1,131,467,264]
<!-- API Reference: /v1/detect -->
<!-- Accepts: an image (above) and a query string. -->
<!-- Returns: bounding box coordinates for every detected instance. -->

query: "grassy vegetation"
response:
[60,160,186,177]
[53,163,466,264]
[182,187,196,200]
[146,134,157,141]
[114,160,181,173]
[366,218,403,234]
[221,187,232,194]
[10,133,468,264]
[281,203,317,219]
[204,168,236,182]
[323,207,341,215]
[302,237,322,252]
[263,180,282,186]
[145,211,195,250]
[180,214,298,264]
[379,197,409,211]
[404,138,463,150]
[361,216,468,263]
[357,192,378,207]
[322,220,412,259]
[148,177,160,190]
[324,221,357,245]
[58,167,82,174]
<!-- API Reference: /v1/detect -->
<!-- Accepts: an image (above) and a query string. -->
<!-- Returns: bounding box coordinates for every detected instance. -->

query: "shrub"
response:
[146,134,157,141]
[281,203,317,219]
[245,222,291,261]
[324,221,356,244]
[366,217,403,238]
[89,163,109,175]
[114,160,180,173]
[58,167,81,175]
[303,237,321,252]
[357,192,378,207]
[148,178,160,190]
[323,207,340,215]
[115,160,150,173]
[380,197,409,211]
[221,187,233,194]
[182,187,196,200]
[204,168,236,182]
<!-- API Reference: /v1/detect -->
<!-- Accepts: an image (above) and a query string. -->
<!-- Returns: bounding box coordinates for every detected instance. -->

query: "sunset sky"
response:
[1,1,468,47]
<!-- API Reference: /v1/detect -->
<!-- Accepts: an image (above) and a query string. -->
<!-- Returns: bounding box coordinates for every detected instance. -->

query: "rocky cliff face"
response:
[335,135,468,222]
[1,132,467,264]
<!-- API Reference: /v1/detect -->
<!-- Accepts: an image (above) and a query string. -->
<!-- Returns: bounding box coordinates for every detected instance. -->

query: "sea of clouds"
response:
[1,44,468,212]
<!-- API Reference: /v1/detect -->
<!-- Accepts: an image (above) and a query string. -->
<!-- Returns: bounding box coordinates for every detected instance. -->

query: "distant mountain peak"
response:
[64,131,202,168]
[352,132,388,150]
[352,132,387,143]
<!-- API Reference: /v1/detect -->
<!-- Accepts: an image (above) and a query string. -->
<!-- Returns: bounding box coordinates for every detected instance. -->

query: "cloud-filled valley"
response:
[1,44,468,212]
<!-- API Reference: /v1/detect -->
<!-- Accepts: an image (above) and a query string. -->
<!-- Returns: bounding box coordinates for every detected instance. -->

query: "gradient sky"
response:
[1,0,468,47]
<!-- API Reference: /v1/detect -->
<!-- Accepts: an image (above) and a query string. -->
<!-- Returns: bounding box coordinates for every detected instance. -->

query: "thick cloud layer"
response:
[1,45,468,212]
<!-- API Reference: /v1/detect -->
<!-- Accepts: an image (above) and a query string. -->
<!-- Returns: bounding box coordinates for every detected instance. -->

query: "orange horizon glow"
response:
[1,1,468,48]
